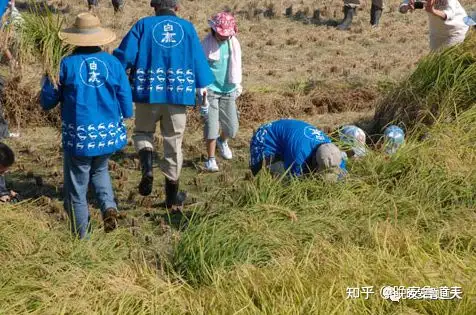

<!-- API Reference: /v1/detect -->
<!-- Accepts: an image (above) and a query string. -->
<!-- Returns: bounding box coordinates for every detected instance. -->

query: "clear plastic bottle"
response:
[383,125,405,155]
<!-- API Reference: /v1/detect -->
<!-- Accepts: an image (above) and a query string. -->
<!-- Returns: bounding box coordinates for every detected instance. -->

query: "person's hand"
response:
[199,97,210,118]
[0,195,11,202]
[399,1,413,14]
[424,0,446,19]
[196,87,208,110]
[197,88,207,98]
[0,191,18,203]
[424,0,434,13]
[235,84,243,98]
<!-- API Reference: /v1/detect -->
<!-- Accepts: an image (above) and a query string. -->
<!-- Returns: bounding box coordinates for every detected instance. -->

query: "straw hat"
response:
[59,13,116,46]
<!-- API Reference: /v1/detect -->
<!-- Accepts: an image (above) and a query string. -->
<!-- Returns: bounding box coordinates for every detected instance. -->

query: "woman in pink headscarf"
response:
[200,12,243,172]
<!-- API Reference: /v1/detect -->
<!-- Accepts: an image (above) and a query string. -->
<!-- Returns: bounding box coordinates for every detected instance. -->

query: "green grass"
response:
[0,107,475,314]
[374,32,476,133]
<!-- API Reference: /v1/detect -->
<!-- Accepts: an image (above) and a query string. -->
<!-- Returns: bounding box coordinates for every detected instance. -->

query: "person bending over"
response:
[249,119,347,181]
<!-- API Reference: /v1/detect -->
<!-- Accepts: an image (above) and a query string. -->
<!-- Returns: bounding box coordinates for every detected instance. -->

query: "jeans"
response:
[0,175,8,197]
[63,152,117,239]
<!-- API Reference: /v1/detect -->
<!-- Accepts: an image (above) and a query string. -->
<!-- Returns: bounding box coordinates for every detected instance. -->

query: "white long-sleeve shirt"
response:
[400,0,469,50]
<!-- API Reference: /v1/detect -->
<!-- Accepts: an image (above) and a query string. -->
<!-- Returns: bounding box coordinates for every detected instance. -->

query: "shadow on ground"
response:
[7,171,61,201]
[285,7,341,27]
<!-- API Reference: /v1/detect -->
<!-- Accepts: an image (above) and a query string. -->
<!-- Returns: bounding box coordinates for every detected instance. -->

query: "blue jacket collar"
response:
[155,9,176,16]
[73,47,102,55]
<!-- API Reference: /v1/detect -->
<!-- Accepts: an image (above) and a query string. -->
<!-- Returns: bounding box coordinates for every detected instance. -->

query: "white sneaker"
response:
[204,158,219,172]
[217,138,232,160]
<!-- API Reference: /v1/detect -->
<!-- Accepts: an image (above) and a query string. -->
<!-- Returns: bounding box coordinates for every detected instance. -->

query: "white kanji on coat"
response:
[80,58,109,88]
[88,61,101,84]
[161,24,176,43]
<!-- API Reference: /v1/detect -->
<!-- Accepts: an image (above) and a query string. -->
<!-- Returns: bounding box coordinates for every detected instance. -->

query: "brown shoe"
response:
[103,208,118,233]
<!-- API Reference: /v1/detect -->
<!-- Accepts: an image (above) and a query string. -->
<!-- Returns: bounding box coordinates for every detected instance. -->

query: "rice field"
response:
[0,0,475,314]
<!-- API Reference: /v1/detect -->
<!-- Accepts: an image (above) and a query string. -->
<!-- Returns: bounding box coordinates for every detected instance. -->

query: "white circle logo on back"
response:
[153,20,184,48]
[79,57,109,88]
[304,126,326,141]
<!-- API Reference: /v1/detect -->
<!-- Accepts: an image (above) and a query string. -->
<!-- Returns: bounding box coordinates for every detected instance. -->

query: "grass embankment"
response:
[1,107,475,314]
[374,32,476,133]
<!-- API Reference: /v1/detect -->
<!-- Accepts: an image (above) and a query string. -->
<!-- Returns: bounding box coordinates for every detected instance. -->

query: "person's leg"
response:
[206,140,217,160]
[370,0,383,27]
[219,92,239,140]
[217,92,239,160]
[203,91,220,171]
[0,175,9,198]
[111,0,124,12]
[0,75,10,139]
[88,0,98,11]
[90,154,118,233]
[133,103,160,196]
[337,0,359,30]
[63,152,91,239]
[204,91,220,156]
[159,104,187,209]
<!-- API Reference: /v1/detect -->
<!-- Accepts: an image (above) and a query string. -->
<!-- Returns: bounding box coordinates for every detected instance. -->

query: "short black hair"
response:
[0,143,15,167]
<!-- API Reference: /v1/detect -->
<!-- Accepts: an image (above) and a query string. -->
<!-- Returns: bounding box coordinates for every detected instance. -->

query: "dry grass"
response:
[1,106,475,314]
[5,0,473,129]
[0,3,475,312]
[0,0,471,137]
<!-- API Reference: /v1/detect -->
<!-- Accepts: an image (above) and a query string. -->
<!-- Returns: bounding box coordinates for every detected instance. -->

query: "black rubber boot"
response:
[164,178,186,212]
[112,0,124,13]
[138,149,153,196]
[337,7,355,31]
[370,5,382,27]
[165,178,179,207]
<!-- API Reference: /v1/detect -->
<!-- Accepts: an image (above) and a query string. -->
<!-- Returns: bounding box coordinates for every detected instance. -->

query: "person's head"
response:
[0,143,14,175]
[208,11,237,42]
[150,0,179,12]
[339,125,367,158]
[58,13,116,48]
[314,143,345,182]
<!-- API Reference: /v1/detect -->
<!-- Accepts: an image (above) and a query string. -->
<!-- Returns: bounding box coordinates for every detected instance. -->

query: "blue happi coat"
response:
[249,119,347,176]
[113,11,214,105]
[40,49,133,157]
[0,0,8,22]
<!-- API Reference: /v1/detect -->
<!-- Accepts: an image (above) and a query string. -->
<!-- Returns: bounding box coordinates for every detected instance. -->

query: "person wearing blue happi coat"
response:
[249,119,347,180]
[0,0,8,21]
[113,0,214,211]
[40,13,133,239]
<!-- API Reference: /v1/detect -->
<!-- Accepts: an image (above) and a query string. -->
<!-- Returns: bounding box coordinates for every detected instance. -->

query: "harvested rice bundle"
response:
[19,2,72,85]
